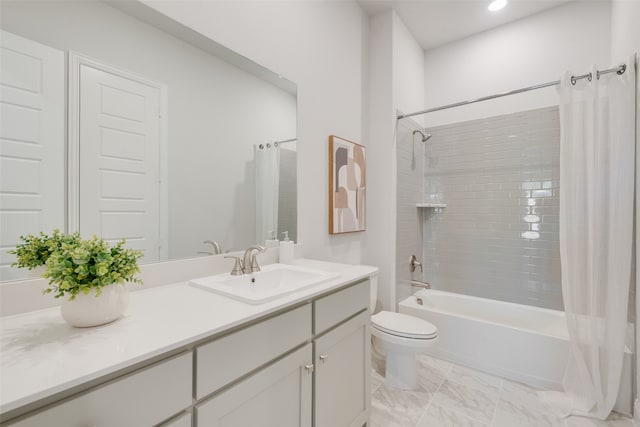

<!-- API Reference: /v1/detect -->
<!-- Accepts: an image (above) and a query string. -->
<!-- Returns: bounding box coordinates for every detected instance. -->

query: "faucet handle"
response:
[224,256,244,276]
[409,254,423,272]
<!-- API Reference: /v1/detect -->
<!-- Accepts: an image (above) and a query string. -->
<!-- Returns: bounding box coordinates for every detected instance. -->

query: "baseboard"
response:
[634,399,640,425]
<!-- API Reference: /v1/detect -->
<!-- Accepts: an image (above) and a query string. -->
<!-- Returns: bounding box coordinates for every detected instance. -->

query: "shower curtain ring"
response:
[571,76,577,85]
[617,64,627,75]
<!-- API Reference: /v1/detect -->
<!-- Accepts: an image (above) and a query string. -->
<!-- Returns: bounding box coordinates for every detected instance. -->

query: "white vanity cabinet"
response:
[2,276,373,427]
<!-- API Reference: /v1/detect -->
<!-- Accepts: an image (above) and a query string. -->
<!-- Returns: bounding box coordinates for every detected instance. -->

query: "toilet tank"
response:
[369,274,378,313]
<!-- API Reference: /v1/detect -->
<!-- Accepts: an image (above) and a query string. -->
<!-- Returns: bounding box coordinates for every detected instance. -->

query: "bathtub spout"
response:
[410,280,431,290]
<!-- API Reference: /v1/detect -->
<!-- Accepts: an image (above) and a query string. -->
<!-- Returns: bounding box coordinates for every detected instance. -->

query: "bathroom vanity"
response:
[0,260,376,427]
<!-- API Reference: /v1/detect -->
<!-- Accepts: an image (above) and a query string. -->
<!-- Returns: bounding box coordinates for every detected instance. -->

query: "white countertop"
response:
[0,259,377,416]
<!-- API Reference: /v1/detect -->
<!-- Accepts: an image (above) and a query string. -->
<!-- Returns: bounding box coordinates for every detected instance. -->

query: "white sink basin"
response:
[189,263,340,304]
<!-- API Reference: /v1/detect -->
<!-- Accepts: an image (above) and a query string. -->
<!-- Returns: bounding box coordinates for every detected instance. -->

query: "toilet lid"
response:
[371,311,438,339]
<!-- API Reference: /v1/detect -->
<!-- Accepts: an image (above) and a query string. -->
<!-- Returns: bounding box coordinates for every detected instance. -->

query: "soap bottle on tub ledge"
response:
[279,231,294,264]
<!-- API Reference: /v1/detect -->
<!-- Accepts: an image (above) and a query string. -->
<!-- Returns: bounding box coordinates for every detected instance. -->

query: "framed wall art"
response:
[329,135,366,234]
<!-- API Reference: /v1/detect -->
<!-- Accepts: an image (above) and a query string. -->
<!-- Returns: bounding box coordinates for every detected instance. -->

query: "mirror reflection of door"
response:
[0,31,65,281]
[74,56,166,262]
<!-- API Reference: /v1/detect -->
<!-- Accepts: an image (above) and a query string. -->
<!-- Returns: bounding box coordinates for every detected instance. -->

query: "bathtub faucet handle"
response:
[409,254,423,272]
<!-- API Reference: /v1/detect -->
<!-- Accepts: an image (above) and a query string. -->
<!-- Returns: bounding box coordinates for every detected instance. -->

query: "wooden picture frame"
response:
[329,135,366,234]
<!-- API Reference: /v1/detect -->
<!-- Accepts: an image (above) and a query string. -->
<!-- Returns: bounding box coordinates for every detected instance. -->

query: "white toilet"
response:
[369,276,438,390]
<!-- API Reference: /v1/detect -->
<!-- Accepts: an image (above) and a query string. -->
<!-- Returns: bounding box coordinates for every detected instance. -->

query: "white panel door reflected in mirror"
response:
[0,31,65,282]
[76,57,164,263]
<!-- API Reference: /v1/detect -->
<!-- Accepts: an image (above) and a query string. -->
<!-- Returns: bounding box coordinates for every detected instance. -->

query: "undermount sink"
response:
[189,263,340,304]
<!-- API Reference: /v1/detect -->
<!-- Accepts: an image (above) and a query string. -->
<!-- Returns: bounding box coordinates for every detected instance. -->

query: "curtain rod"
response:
[397,64,627,121]
[257,138,296,150]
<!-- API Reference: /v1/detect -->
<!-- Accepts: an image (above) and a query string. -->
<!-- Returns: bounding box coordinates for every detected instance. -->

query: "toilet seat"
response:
[371,311,438,340]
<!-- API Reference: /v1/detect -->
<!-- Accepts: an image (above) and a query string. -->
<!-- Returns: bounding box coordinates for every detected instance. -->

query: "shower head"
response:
[413,129,432,142]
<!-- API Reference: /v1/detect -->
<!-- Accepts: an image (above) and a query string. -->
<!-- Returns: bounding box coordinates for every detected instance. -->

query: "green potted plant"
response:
[9,230,80,276]
[10,231,143,327]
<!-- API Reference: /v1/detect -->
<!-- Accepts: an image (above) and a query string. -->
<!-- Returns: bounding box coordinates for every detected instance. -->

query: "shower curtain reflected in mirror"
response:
[255,143,280,244]
[539,58,636,420]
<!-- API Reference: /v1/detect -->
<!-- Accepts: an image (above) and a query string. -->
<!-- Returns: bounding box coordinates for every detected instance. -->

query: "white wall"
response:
[610,1,640,63]
[0,0,296,260]
[367,10,395,310]
[142,0,369,265]
[367,9,425,310]
[392,12,425,125]
[391,12,426,309]
[610,0,640,416]
[422,1,612,127]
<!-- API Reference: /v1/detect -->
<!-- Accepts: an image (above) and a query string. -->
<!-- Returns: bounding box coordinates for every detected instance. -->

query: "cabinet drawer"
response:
[314,280,369,334]
[196,303,311,399]
[8,352,192,427]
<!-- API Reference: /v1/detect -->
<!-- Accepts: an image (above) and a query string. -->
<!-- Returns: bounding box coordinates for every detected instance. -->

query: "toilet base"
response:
[384,350,419,390]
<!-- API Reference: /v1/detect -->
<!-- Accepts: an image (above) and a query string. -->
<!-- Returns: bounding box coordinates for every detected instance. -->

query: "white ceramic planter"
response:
[60,283,130,328]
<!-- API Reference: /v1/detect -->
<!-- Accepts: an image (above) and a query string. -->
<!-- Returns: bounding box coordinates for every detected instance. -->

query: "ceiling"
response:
[357,0,573,51]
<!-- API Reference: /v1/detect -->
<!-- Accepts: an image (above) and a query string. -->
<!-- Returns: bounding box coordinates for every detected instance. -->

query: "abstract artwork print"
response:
[329,135,366,234]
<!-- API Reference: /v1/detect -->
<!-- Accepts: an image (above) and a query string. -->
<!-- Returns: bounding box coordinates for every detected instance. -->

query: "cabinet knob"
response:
[304,364,314,373]
[319,354,329,363]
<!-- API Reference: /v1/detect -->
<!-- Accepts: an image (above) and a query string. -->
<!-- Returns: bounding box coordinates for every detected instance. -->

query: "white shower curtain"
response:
[255,144,280,244]
[540,60,636,419]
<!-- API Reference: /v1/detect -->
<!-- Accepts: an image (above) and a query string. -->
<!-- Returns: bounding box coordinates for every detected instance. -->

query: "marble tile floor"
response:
[370,354,635,427]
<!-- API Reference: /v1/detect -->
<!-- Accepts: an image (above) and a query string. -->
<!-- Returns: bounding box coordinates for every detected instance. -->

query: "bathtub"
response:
[398,289,634,415]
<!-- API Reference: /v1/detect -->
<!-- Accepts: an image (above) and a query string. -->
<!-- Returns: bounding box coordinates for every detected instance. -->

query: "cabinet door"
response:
[315,310,370,427]
[196,344,312,427]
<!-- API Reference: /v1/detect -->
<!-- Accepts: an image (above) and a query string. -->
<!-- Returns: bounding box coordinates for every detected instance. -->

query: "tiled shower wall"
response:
[422,106,562,310]
[396,119,425,306]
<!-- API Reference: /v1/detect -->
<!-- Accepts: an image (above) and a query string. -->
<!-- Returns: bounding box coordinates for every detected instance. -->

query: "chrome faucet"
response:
[204,240,222,255]
[198,240,222,255]
[225,245,267,276]
[243,245,266,273]
[409,254,423,272]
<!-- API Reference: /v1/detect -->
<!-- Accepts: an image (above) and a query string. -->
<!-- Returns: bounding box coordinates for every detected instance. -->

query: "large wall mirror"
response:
[0,0,297,282]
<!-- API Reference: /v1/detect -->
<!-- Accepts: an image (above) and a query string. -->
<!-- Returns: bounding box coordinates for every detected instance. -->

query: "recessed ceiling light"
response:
[488,0,508,12]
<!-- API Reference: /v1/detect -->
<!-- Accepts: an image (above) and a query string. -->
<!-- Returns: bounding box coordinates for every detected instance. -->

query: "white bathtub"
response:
[398,289,634,415]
